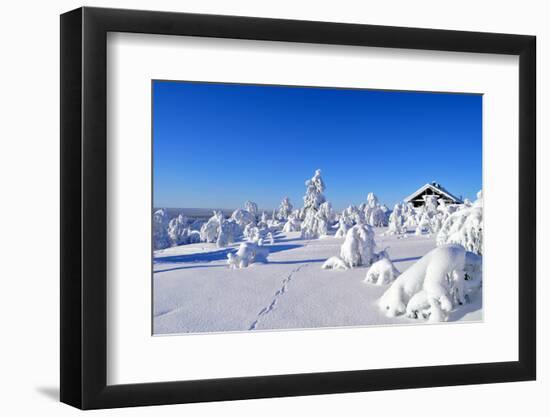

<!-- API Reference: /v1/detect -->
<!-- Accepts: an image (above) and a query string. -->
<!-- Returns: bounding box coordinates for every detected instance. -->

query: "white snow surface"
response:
[153,228,482,334]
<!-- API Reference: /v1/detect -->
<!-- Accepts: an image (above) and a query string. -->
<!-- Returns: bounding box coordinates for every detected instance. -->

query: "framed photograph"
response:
[60,7,536,409]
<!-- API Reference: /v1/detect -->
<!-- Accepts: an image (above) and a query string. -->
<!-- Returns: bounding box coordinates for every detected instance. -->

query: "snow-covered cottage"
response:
[404,182,462,207]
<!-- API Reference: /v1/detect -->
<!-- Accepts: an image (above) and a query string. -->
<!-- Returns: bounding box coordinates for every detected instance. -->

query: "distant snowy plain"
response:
[153,228,482,335]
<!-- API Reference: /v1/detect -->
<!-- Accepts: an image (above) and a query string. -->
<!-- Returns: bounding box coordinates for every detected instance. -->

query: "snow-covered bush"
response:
[365,257,400,285]
[436,190,483,255]
[339,224,376,268]
[153,209,171,250]
[227,241,269,269]
[378,245,482,322]
[282,212,301,233]
[277,197,293,221]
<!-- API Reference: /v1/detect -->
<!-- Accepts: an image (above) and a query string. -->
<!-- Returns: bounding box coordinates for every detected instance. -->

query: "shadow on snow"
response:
[154,243,303,265]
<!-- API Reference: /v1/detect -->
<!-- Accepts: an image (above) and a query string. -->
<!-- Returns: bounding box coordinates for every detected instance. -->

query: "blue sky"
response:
[153,81,482,211]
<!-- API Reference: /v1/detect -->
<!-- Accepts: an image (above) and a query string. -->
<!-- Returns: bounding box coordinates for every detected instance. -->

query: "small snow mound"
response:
[322,256,349,270]
[365,258,400,285]
[227,241,269,269]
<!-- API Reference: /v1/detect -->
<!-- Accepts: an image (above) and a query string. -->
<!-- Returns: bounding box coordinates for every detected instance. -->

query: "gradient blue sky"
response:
[153,81,482,211]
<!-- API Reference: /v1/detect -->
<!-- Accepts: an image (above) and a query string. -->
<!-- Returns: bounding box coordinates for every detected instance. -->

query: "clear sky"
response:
[153,81,482,211]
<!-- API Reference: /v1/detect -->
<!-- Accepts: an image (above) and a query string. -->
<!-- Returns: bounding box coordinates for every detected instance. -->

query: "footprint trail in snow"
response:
[248,263,308,330]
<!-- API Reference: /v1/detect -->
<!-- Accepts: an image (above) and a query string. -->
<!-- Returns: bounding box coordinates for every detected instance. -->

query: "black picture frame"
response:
[60,6,536,410]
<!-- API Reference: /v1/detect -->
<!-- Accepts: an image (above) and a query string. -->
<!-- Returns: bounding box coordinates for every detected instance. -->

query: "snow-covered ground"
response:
[153,228,482,335]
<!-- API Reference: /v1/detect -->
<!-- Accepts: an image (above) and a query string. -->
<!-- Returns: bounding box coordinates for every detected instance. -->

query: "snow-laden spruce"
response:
[378,244,482,322]
[277,197,293,221]
[300,169,326,218]
[153,209,171,250]
[300,170,334,239]
[322,224,377,269]
[227,241,269,269]
[301,201,333,239]
[436,190,483,255]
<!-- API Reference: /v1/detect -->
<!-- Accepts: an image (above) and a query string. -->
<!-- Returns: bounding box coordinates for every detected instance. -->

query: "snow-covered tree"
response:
[339,224,376,267]
[378,245,482,322]
[299,170,333,239]
[167,214,201,246]
[277,197,293,221]
[415,213,432,235]
[300,169,326,219]
[200,211,223,243]
[369,206,387,227]
[153,209,171,250]
[230,208,256,229]
[301,201,333,239]
[243,223,261,242]
[423,194,439,213]
[386,204,405,235]
[258,211,269,229]
[322,224,377,269]
[244,201,259,220]
[403,203,417,229]
[282,212,301,233]
[344,205,365,225]
[216,218,240,248]
[431,216,443,234]
[334,216,350,238]
[436,190,483,255]
[361,192,389,227]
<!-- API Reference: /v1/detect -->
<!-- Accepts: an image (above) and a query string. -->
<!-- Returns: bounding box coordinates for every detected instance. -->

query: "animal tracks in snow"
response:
[248,264,308,330]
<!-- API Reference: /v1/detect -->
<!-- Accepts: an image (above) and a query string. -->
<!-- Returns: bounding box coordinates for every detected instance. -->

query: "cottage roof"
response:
[404,182,462,204]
